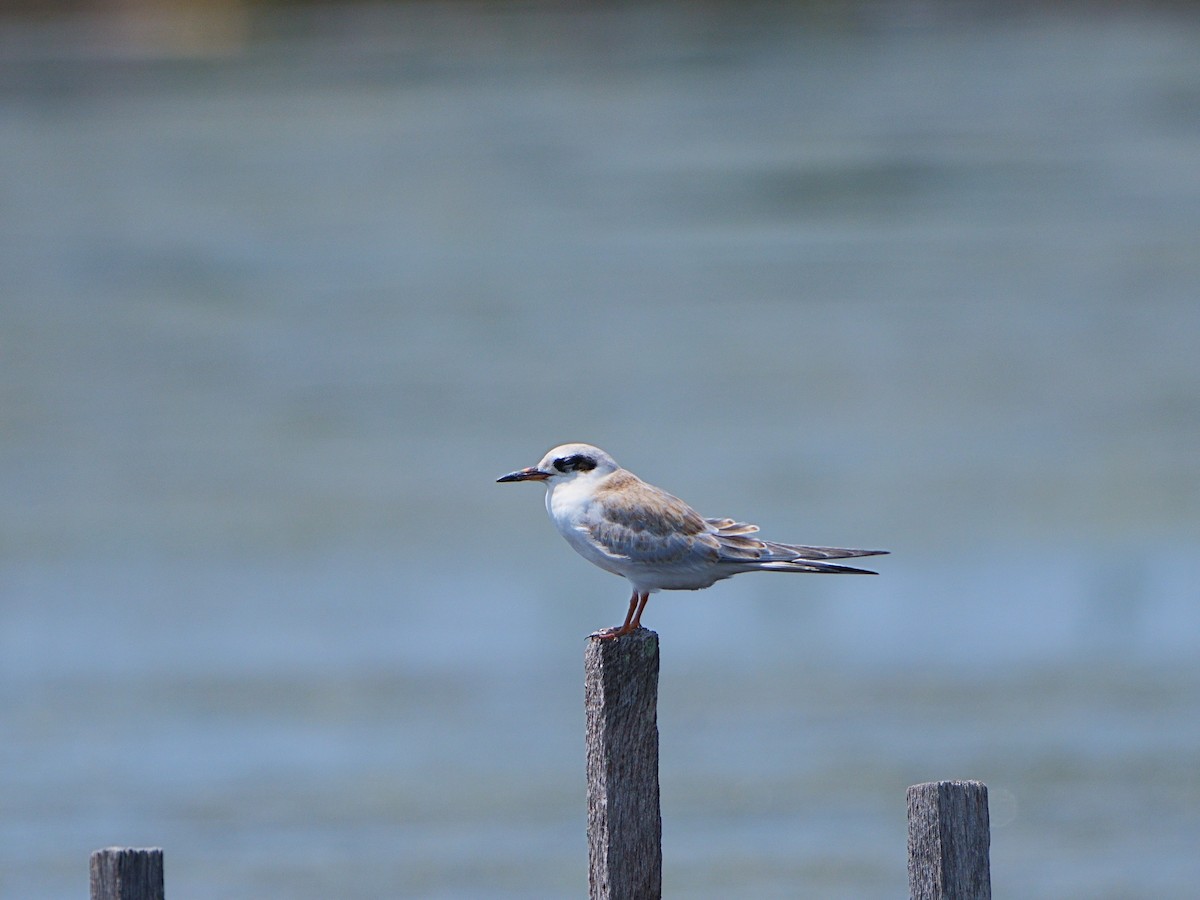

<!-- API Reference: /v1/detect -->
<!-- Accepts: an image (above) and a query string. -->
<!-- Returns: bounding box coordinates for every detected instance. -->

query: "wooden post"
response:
[585,628,662,900]
[90,848,164,900]
[907,780,991,900]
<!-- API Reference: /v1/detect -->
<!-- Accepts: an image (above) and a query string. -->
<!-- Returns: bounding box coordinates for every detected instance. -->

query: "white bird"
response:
[498,443,886,639]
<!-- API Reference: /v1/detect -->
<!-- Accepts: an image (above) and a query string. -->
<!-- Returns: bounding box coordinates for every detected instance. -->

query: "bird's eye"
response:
[553,454,597,473]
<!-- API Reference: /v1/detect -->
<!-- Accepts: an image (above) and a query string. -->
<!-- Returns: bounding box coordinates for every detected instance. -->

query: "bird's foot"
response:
[589,624,637,641]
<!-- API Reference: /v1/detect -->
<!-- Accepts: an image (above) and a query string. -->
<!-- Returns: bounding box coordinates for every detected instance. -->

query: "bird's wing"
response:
[579,474,721,566]
[705,518,888,564]
[577,472,888,573]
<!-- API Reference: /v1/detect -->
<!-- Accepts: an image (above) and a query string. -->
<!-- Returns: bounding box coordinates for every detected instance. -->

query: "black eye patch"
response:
[553,454,597,473]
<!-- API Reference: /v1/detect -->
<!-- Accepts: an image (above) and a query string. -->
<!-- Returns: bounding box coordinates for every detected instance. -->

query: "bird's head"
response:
[497,443,619,486]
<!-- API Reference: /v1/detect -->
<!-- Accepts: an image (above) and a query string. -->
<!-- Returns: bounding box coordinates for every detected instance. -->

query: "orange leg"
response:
[629,592,650,631]
[594,591,649,640]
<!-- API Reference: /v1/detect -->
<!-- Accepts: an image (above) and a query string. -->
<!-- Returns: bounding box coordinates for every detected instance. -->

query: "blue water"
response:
[2,3,1199,897]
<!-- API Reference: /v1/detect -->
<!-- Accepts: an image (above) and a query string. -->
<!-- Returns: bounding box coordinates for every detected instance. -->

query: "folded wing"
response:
[707,517,887,574]
[577,497,886,575]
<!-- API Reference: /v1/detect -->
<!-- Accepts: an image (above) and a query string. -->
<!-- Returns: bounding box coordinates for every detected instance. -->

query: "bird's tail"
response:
[760,540,888,562]
[756,559,880,575]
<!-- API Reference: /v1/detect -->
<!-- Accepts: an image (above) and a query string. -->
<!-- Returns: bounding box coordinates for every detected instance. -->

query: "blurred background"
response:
[2,1,1198,897]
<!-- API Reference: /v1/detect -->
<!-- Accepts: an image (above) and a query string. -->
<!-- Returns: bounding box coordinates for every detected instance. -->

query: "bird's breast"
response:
[545,479,594,530]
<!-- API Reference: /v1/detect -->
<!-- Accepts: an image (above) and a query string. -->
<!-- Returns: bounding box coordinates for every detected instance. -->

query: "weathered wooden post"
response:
[907,780,991,900]
[90,847,164,900]
[584,628,662,900]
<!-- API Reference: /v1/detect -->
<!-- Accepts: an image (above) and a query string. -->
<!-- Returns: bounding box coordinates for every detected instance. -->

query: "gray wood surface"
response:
[89,847,164,900]
[907,780,991,900]
[584,628,662,900]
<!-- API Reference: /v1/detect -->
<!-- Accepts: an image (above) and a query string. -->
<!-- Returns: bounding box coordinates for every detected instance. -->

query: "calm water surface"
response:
[2,3,1199,897]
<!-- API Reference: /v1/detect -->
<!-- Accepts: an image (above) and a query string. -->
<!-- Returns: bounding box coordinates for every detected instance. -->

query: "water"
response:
[2,3,1199,897]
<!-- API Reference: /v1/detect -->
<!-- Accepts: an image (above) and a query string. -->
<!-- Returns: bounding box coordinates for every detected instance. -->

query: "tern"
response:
[498,443,886,639]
